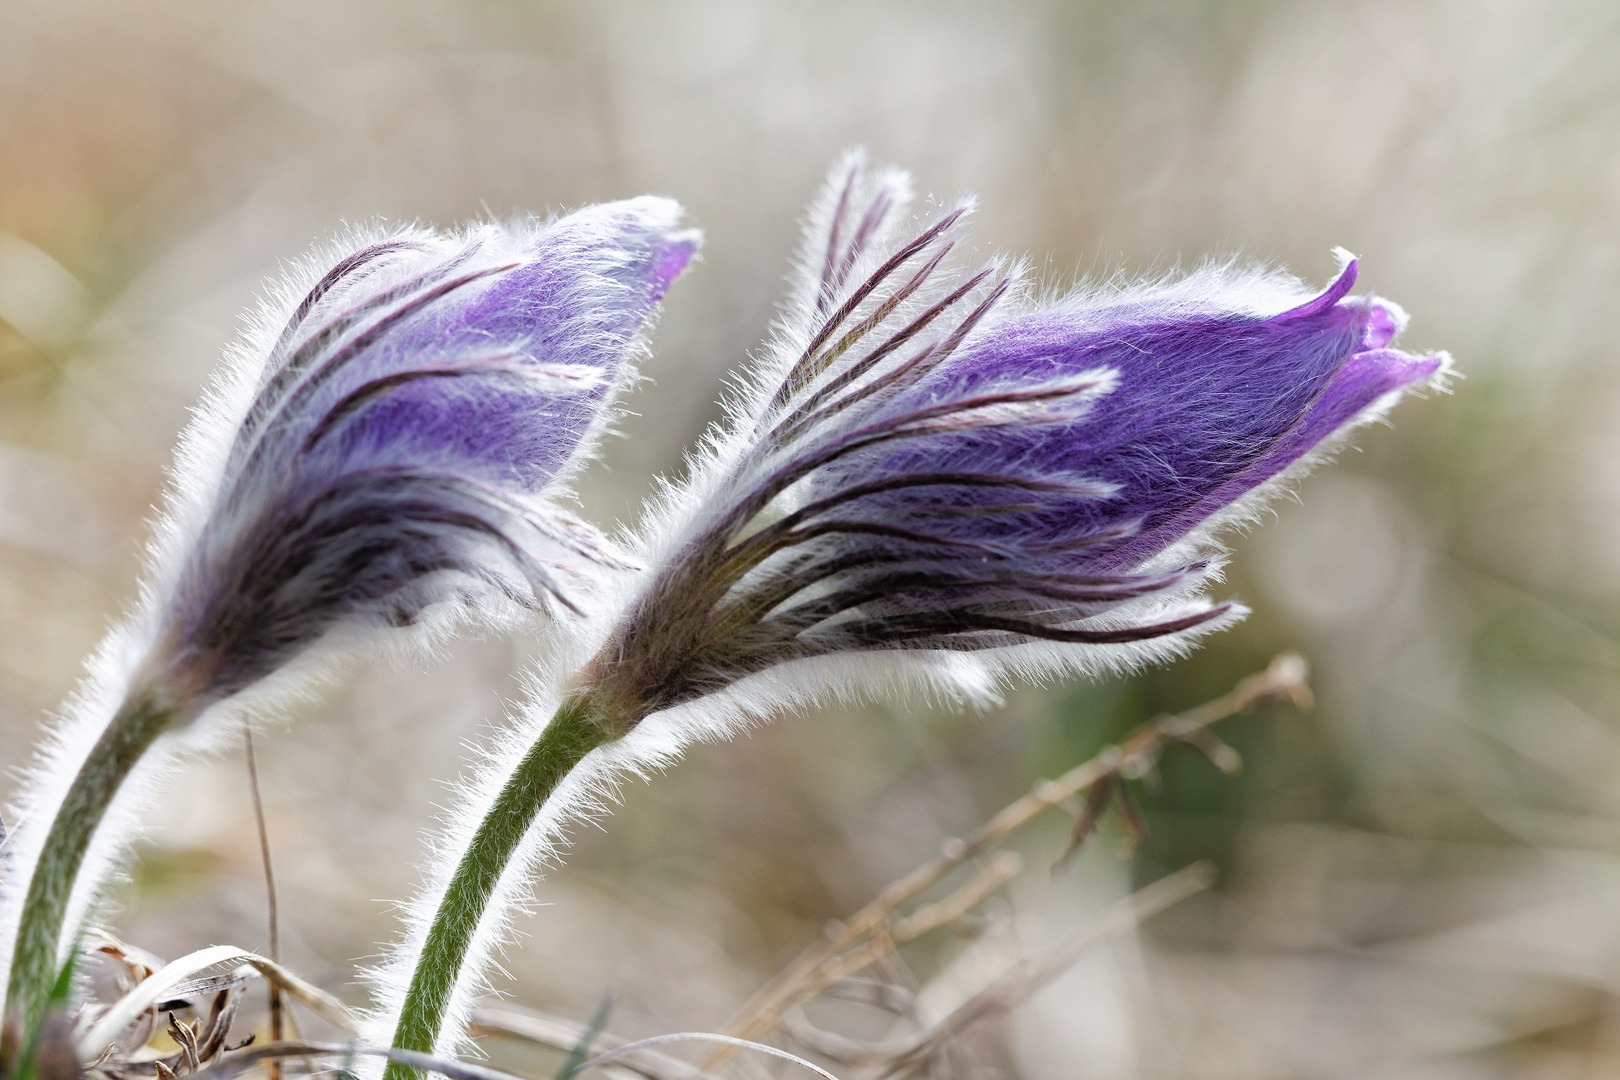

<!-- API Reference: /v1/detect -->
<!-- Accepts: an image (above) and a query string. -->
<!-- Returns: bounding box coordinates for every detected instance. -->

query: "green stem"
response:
[386,697,611,1080]
[3,691,175,1043]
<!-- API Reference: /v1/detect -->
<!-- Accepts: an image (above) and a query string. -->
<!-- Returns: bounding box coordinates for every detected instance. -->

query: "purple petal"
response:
[877,259,1444,570]
[343,198,700,491]
[649,233,700,303]
[1113,337,1440,564]
[1271,256,1358,321]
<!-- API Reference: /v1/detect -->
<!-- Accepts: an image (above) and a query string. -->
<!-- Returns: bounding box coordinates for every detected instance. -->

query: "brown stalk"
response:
[468,1007,705,1080]
[242,727,282,1080]
[872,862,1216,1079]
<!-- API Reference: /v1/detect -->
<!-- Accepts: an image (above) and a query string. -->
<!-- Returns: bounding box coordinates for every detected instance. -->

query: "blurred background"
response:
[3,1,1619,1076]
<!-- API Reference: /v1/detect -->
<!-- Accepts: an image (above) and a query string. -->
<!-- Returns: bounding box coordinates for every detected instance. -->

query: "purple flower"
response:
[0,198,700,1043]
[161,198,699,706]
[574,154,1447,729]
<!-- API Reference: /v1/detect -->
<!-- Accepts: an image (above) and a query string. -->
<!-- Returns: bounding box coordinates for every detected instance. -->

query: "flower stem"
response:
[3,691,176,1043]
[386,697,611,1080]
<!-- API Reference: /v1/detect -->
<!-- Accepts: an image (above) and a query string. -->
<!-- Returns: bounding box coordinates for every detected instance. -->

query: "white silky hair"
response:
[0,201,692,1006]
[367,153,1456,1061]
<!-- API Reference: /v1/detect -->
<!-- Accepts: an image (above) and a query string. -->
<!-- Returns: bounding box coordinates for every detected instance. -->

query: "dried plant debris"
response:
[711,656,1306,1059]
[0,936,353,1080]
[93,992,246,1080]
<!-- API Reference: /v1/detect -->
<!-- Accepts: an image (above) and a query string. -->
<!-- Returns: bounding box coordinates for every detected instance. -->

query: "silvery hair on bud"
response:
[593,150,1445,734]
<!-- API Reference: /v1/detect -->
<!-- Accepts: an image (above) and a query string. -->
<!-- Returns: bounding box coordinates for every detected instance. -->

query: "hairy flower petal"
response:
[165,198,698,702]
[880,257,1444,570]
[580,154,1448,727]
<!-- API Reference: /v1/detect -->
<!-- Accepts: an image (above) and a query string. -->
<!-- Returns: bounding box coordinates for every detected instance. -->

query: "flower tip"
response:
[1275,252,1359,322]
[1426,350,1460,389]
[649,229,702,303]
[1362,295,1410,348]
[1346,345,1451,409]
[1410,348,1454,387]
[1352,296,1448,393]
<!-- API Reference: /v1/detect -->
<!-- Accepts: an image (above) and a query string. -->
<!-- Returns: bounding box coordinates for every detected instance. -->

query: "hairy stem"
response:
[3,690,176,1043]
[386,698,611,1080]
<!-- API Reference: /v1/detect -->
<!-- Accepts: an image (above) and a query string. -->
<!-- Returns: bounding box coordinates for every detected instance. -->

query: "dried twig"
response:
[578,1033,840,1080]
[187,1039,526,1080]
[715,654,1310,1058]
[873,862,1215,1078]
[780,983,919,1066]
[470,1007,701,1080]
[472,1010,850,1080]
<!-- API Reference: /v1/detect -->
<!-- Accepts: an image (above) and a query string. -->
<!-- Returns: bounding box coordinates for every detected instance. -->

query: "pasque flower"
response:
[579,161,1445,721]
[382,154,1449,1071]
[0,199,699,1043]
